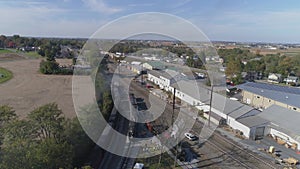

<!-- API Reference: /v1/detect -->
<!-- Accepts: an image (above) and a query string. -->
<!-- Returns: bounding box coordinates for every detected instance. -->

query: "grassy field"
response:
[0,49,42,59]
[0,67,13,83]
[0,49,13,54]
[22,51,43,59]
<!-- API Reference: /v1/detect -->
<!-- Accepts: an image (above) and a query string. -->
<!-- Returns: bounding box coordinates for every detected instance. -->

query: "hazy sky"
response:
[1,0,300,43]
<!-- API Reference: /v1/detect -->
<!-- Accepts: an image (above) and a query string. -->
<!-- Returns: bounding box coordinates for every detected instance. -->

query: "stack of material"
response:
[283,157,298,165]
[276,137,286,145]
[291,143,298,150]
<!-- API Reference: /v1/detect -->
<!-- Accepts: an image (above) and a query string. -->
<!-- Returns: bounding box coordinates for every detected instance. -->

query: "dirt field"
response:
[0,53,26,61]
[0,58,76,118]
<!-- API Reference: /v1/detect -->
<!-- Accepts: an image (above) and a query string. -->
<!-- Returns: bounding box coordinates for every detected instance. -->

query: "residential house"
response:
[268,73,282,83]
[285,76,299,86]
[242,71,263,81]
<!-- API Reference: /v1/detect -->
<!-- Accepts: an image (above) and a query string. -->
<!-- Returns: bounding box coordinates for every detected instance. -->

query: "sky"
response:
[1,0,300,43]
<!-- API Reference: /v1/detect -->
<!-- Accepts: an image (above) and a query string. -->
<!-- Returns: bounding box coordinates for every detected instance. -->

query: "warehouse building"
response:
[258,105,300,150]
[237,82,300,112]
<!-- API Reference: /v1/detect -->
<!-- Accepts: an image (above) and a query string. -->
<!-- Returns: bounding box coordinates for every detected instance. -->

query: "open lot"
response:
[0,52,26,61]
[0,58,76,118]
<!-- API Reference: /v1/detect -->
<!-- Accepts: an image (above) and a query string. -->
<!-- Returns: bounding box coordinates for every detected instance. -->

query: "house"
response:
[268,73,282,83]
[285,76,299,86]
[237,82,300,112]
[242,71,263,81]
[258,105,300,150]
[142,61,165,70]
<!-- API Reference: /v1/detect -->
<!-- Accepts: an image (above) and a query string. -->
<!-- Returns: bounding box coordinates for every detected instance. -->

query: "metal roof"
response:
[144,61,164,68]
[171,80,254,119]
[149,70,256,120]
[238,82,300,95]
[258,105,300,138]
[287,76,298,80]
[237,115,269,128]
[217,95,254,119]
[148,70,172,79]
[237,82,300,108]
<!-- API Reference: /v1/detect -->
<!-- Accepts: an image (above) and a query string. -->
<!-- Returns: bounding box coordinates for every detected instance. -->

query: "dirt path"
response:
[0,59,76,118]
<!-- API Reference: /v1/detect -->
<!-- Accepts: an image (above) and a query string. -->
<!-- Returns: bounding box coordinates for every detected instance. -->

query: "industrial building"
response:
[146,70,300,144]
[258,105,300,150]
[237,82,300,112]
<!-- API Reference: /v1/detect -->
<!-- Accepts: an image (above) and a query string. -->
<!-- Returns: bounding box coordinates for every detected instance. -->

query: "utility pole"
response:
[172,88,176,125]
[172,88,177,167]
[208,85,214,127]
[141,63,144,85]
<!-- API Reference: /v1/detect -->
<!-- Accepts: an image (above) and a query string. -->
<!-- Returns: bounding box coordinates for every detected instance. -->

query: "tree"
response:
[0,104,74,169]
[39,60,60,74]
[63,118,94,167]
[225,57,243,78]
[0,105,16,145]
[0,105,16,127]
[0,120,35,169]
[28,103,65,141]
[32,138,73,169]
[102,91,113,119]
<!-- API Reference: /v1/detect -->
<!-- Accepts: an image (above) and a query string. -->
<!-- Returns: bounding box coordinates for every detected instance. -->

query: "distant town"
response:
[1,34,300,169]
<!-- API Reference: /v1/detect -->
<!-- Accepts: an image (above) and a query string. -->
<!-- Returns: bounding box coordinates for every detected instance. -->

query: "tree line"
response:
[0,34,85,50]
[219,48,300,84]
[0,103,96,169]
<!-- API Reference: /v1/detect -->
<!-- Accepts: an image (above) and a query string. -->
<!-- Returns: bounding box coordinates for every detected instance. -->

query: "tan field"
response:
[0,57,76,118]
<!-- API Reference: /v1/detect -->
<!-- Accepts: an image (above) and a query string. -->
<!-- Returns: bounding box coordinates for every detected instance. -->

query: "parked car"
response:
[146,84,153,88]
[184,132,198,141]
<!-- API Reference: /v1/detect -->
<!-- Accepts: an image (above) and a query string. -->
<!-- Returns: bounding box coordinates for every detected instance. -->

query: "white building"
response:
[147,69,271,139]
[143,61,165,70]
[258,105,300,150]
[268,73,282,83]
[285,76,299,86]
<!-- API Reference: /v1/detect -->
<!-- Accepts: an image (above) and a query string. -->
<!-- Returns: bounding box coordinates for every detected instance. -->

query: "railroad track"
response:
[191,127,278,169]
[211,132,278,169]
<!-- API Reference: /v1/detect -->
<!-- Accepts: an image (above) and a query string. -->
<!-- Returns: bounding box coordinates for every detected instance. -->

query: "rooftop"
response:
[144,61,165,68]
[237,82,300,108]
[171,80,255,119]
[259,105,300,140]
[237,114,269,128]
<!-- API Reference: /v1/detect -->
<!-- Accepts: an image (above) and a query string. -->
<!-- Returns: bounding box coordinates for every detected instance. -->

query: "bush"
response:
[40,60,60,74]
[40,60,73,75]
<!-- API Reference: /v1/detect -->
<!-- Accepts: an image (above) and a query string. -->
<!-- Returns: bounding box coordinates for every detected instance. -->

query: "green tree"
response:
[102,91,113,119]
[0,105,16,145]
[0,104,76,169]
[225,57,243,78]
[28,103,65,141]
[39,60,60,74]
[63,118,94,167]
[0,120,35,169]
